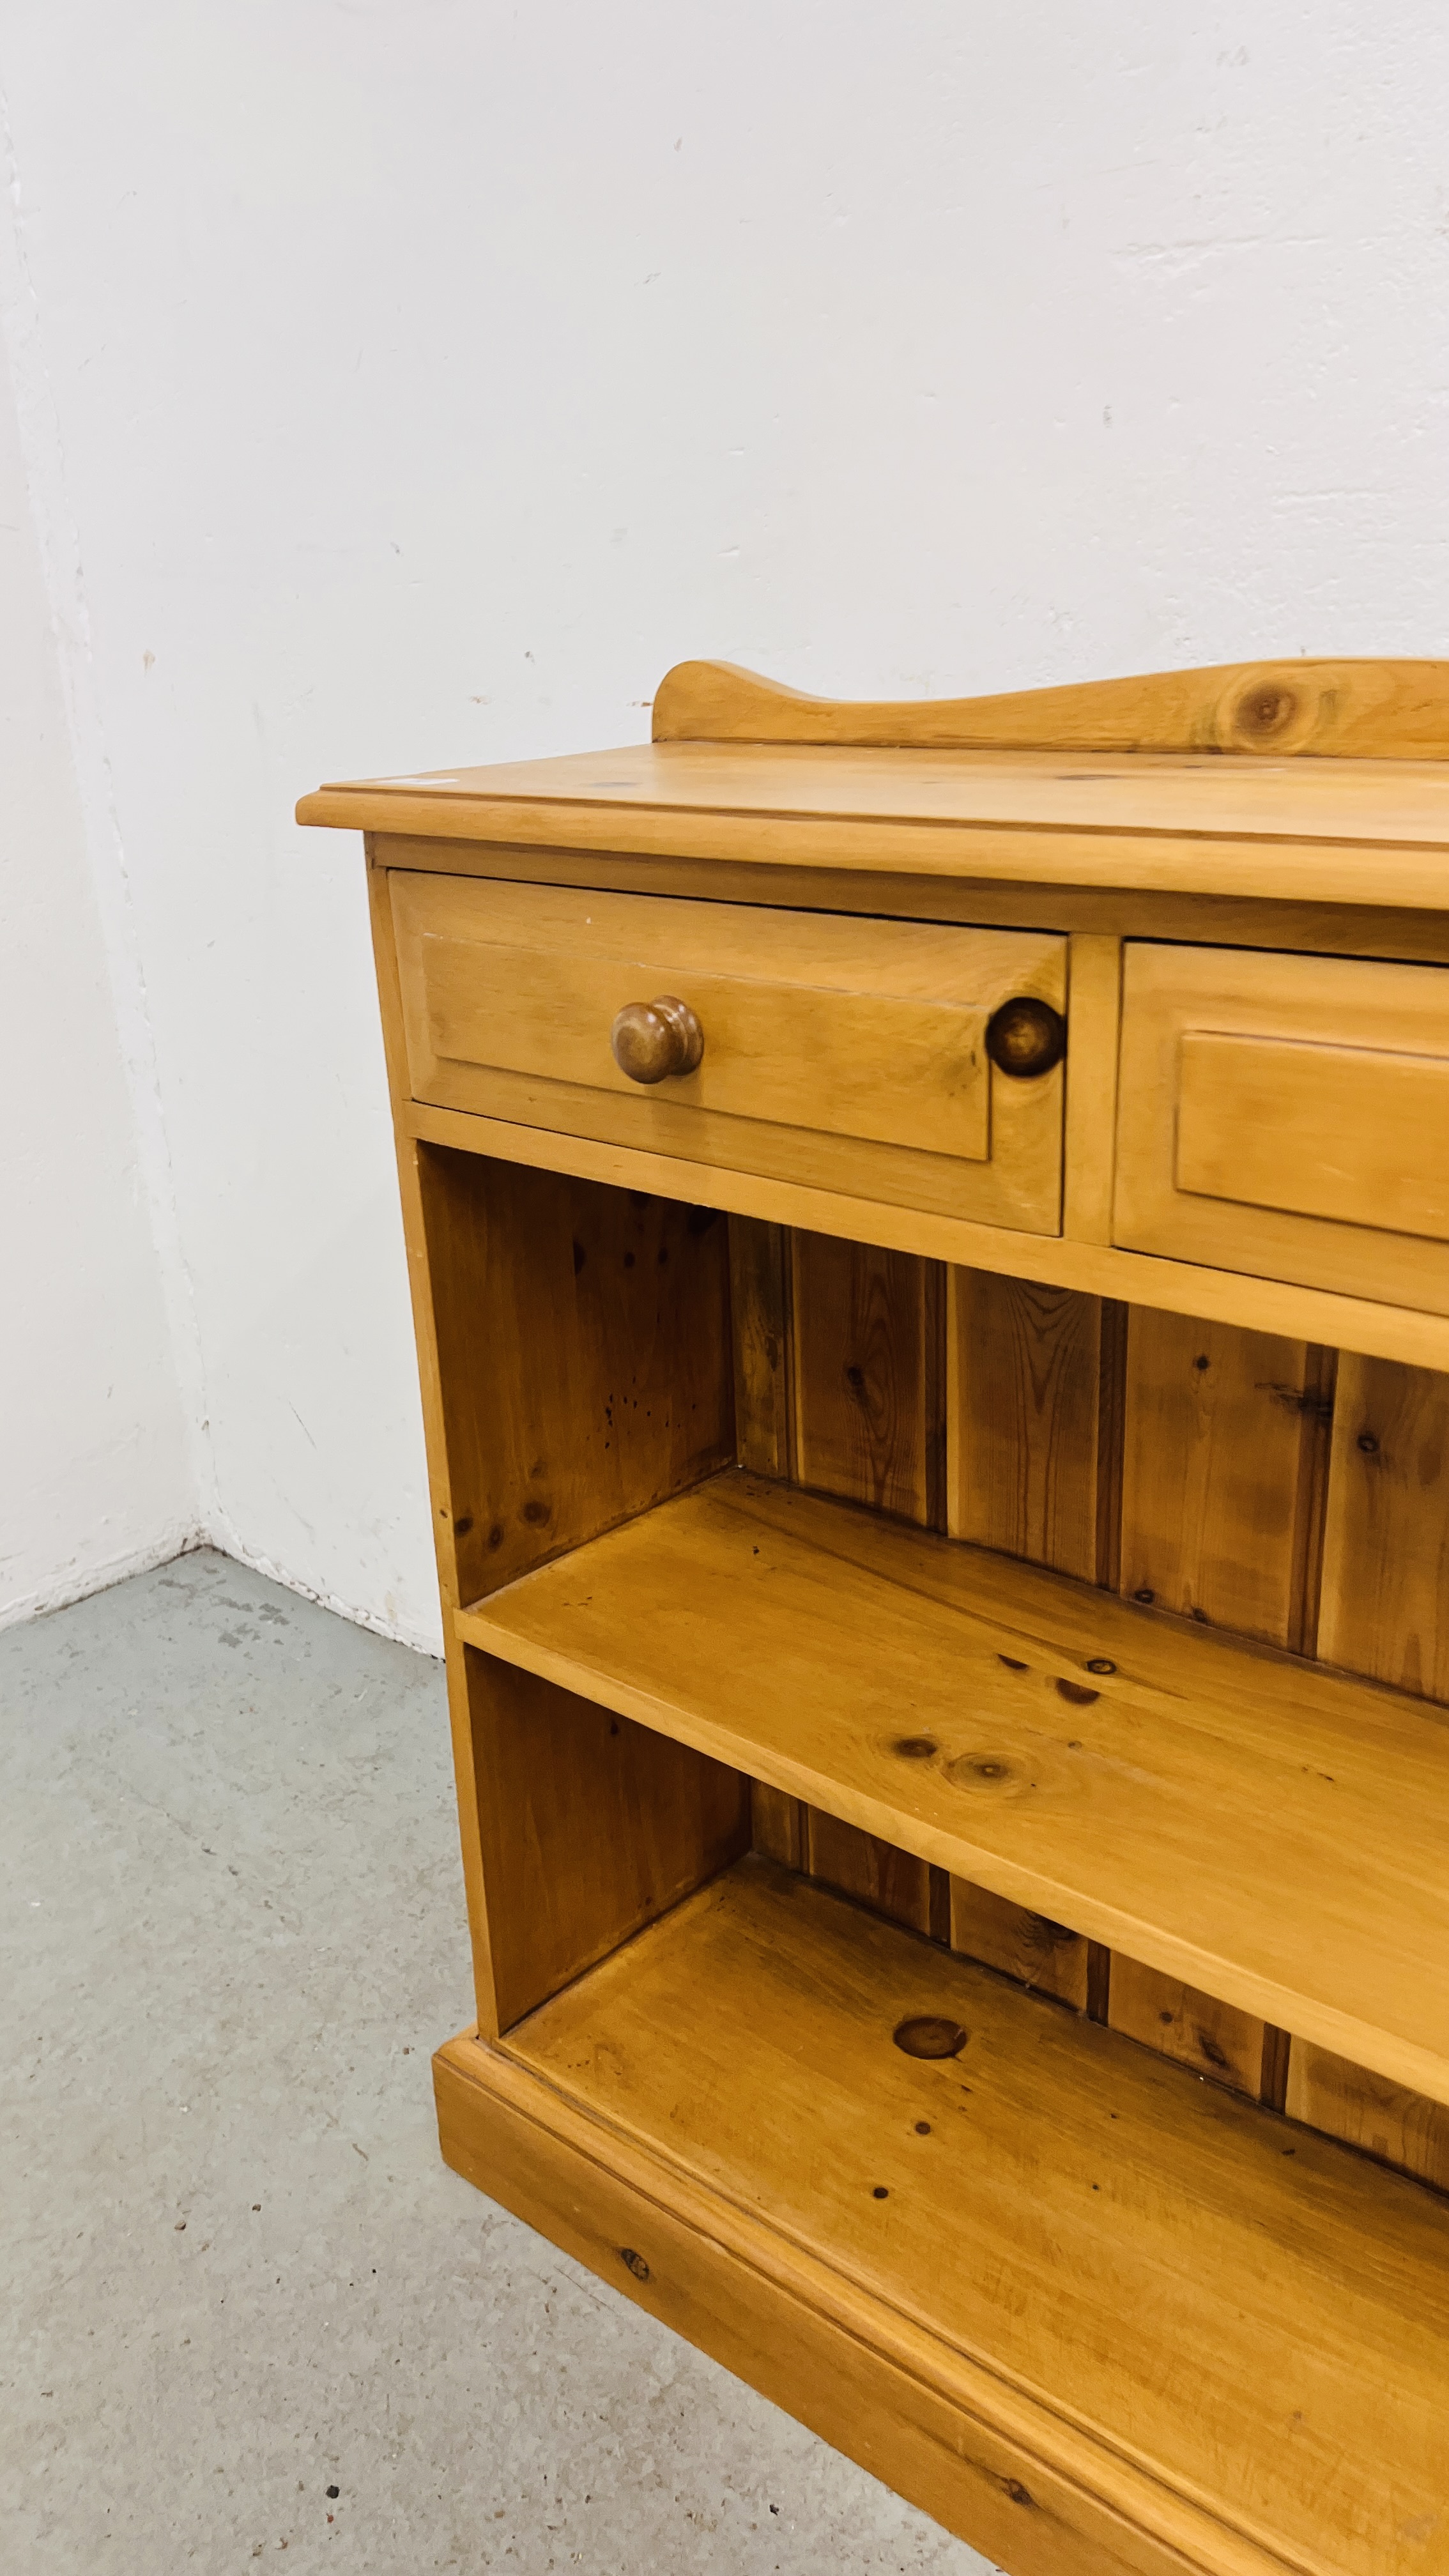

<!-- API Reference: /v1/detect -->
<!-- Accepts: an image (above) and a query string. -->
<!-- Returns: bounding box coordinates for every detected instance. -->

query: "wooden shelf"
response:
[454,1468,1449,2107]
[438,1857,1449,2576]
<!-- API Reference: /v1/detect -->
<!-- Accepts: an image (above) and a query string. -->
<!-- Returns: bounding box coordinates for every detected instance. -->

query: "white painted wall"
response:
[2,3,1446,1646]
[0,319,192,1625]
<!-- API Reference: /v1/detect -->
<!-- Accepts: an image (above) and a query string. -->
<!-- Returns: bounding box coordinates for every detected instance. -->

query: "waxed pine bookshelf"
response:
[300,657,1449,2576]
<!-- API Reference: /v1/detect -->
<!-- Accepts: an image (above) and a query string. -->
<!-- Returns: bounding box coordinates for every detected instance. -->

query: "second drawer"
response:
[1115,940,1449,1312]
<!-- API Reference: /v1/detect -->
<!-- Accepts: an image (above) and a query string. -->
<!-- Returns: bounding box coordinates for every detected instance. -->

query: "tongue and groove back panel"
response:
[732,1217,1449,2192]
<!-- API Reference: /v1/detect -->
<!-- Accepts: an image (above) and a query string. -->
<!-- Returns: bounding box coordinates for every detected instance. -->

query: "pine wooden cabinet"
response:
[300,658,1449,2576]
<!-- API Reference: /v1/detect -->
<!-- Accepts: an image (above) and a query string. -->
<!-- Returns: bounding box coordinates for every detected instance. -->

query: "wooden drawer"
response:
[1115,942,1449,1312]
[391,873,1068,1231]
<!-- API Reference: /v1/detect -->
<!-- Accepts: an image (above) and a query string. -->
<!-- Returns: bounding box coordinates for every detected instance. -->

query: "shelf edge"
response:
[436,2025,1304,2576]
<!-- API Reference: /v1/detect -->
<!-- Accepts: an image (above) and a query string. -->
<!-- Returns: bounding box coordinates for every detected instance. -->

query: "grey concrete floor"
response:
[3,1550,992,2576]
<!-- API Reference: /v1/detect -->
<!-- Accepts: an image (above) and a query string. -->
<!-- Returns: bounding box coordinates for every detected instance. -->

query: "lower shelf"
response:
[436,1858,1449,2576]
[454,1466,1449,2106]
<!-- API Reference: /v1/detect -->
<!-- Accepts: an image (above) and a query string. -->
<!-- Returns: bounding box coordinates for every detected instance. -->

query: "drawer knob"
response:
[986,995,1066,1079]
[611,994,705,1084]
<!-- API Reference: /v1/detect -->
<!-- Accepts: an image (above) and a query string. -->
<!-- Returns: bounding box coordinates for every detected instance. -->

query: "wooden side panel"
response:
[415,1150,741,2034]
[366,856,501,2022]
[417,1151,736,1607]
[792,1231,942,1929]
[466,1655,750,2032]
[1286,2043,1449,2191]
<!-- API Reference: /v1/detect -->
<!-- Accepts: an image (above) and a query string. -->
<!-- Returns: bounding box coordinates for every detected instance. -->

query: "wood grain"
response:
[404,1091,1449,1377]
[411,1151,738,2034]
[364,853,510,2024]
[1286,2041,1449,2192]
[464,1653,749,2032]
[1319,1351,1449,1701]
[338,658,1449,2576]
[1107,1956,1267,2099]
[307,739,1449,846]
[1118,1307,1332,1652]
[372,861,755,2044]
[725,1214,808,1871]
[371,827,1449,967]
[1062,933,1123,1246]
[727,1216,792,1478]
[305,786,1449,916]
[790,1232,942,1929]
[748,1783,804,1871]
[947,1271,1108,1581]
[456,1466,1449,2105]
[1113,1309,1327,2089]
[651,654,1449,760]
[300,671,1449,923]
[405,1091,1449,1379]
[945,1270,1116,2005]
[477,1857,1449,2576]
[791,1233,944,1528]
[947,1880,1089,2010]
[1305,1351,1449,2184]
[1177,1028,1449,1239]
[437,2039,1228,2576]
[392,869,1067,1234]
[1116,940,1449,1316]
[804,1808,932,1935]
[417,1151,735,1607]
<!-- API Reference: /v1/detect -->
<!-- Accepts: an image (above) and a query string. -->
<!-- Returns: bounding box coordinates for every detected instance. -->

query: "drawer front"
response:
[1115,942,1449,1310]
[392,874,1068,1232]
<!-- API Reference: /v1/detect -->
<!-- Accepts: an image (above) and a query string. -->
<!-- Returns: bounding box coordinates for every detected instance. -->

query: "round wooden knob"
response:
[610,994,704,1084]
[985,996,1066,1079]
